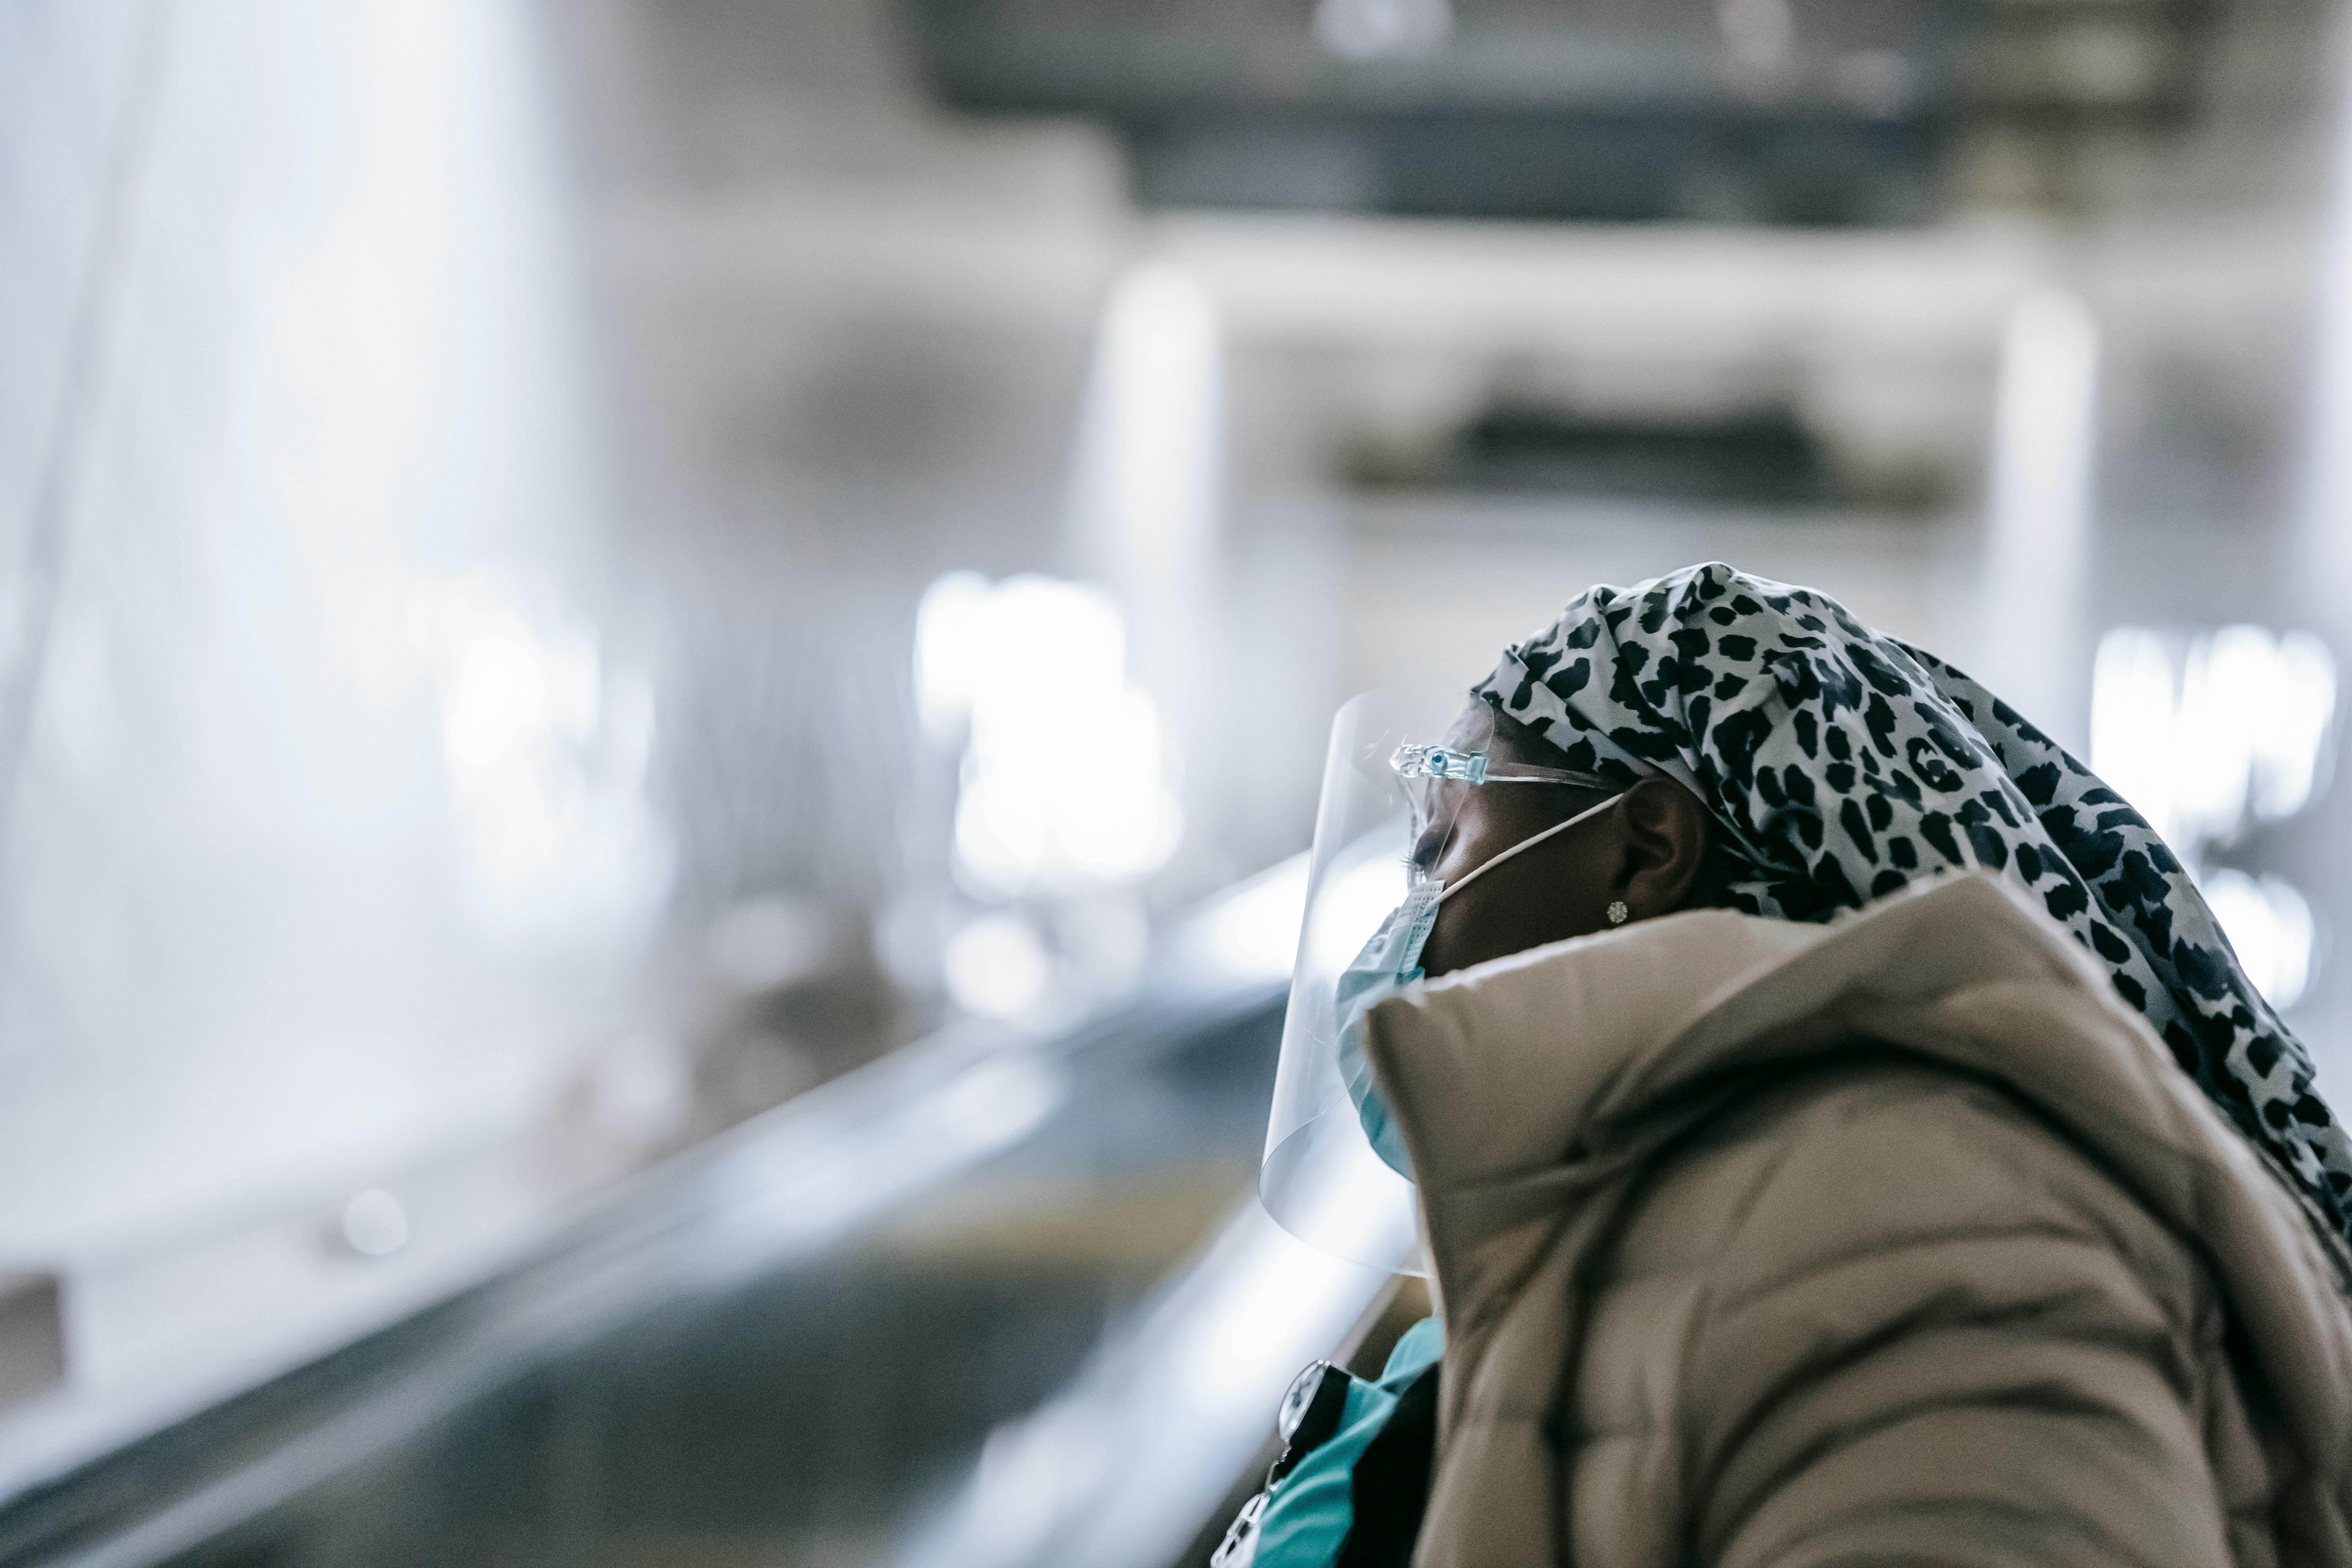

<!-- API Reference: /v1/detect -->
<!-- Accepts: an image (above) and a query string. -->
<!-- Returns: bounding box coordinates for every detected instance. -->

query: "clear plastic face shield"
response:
[1261,690,1620,1270]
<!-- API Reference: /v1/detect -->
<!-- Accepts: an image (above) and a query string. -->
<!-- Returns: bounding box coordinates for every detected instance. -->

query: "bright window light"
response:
[2202,870,2317,1011]
[2091,626,2178,844]
[917,572,1183,898]
[415,573,671,946]
[2255,631,2337,822]
[914,570,995,744]
[2174,628,2260,846]
[2091,623,2337,857]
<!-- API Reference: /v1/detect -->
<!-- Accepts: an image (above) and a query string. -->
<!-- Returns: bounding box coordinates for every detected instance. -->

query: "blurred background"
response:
[4,0,2352,1562]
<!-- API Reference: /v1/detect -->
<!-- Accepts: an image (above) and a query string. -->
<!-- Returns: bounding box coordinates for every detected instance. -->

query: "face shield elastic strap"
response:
[1435,791,1625,906]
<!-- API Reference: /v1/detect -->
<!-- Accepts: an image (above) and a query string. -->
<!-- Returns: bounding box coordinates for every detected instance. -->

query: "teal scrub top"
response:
[1251,1317,1444,1566]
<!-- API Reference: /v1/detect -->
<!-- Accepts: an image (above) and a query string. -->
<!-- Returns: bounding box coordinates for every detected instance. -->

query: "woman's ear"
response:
[1612,777,1712,918]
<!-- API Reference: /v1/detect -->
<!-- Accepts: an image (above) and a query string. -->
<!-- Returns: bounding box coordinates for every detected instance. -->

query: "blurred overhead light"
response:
[1081,265,1221,585]
[917,573,1183,899]
[1312,0,1453,63]
[1979,287,2099,750]
[2252,632,2338,822]
[2174,629,2260,849]
[2091,624,2337,855]
[416,575,672,947]
[2202,871,2316,1012]
[2090,626,2178,844]
[1066,261,1222,863]
[2091,624,2333,1014]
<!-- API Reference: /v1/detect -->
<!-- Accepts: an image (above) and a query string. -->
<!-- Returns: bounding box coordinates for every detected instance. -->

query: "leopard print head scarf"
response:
[1475,561,2352,1239]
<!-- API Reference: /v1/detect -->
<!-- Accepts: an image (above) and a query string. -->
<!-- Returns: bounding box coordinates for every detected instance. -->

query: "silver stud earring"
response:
[1606,900,1629,926]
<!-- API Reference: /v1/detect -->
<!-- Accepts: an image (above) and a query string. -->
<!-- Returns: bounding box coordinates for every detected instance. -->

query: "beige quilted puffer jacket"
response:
[1361,872,2352,1567]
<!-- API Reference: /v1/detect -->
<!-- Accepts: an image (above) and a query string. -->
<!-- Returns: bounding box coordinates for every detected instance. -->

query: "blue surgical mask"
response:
[1334,880,1444,1177]
[1334,791,1626,1178]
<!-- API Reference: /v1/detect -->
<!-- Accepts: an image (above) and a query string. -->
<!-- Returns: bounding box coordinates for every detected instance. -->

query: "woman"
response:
[1237,563,2352,1567]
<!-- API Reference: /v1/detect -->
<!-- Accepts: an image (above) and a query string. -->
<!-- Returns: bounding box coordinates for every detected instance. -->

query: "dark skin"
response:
[1414,702,1719,978]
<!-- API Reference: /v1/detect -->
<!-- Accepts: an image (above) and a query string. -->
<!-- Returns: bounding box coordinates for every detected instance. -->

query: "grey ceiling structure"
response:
[910,0,2206,225]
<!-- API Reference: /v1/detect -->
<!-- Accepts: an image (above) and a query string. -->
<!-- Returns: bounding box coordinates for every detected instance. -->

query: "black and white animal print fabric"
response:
[1474,561,2352,1240]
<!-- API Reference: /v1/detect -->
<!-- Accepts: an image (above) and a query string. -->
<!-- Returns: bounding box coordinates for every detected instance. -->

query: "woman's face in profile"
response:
[1412,704,1716,978]
[1412,705,1627,977]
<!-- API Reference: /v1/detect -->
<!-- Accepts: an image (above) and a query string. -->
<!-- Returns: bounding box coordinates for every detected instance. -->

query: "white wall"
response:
[0,0,664,1263]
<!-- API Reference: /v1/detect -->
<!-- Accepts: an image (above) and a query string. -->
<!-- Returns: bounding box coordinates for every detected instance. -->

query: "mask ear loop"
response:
[1436,792,1624,906]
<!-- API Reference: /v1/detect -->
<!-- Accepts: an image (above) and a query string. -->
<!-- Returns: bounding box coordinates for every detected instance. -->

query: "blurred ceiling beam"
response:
[601,195,2051,363]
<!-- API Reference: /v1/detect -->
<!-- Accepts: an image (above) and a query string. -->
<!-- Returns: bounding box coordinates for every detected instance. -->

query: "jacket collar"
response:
[1361,871,2352,1488]
[1368,872,2156,1197]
